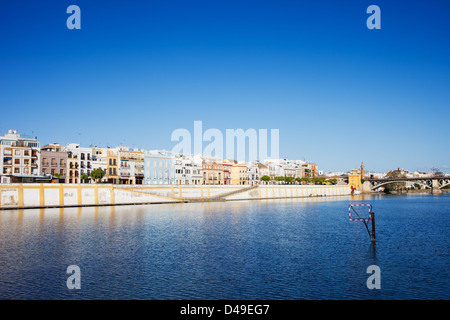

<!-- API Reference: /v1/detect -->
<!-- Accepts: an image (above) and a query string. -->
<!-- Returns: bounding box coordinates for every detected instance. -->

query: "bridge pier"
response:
[431,179,443,195]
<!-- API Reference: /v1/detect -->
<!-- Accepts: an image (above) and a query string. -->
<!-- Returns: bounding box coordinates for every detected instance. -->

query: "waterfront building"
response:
[257,162,270,183]
[118,147,145,185]
[303,162,318,178]
[222,160,233,185]
[106,148,119,184]
[40,144,67,183]
[0,130,41,183]
[67,154,79,184]
[64,143,93,183]
[231,162,248,185]
[144,150,175,185]
[174,154,202,185]
[348,168,362,189]
[90,147,108,183]
[247,161,260,185]
[202,160,224,185]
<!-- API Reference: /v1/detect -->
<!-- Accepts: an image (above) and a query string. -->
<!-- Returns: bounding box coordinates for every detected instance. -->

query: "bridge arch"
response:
[440,181,450,189]
[370,180,431,190]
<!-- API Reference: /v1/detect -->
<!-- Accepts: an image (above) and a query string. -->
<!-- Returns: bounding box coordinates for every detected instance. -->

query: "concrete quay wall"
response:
[0,184,352,210]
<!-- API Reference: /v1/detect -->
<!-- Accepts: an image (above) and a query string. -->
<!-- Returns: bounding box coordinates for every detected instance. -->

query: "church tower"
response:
[360,162,365,179]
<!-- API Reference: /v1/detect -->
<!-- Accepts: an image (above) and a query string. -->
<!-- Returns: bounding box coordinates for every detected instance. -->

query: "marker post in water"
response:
[349,204,376,244]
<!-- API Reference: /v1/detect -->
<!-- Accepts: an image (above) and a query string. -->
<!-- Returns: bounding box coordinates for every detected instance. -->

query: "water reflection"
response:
[0,194,449,300]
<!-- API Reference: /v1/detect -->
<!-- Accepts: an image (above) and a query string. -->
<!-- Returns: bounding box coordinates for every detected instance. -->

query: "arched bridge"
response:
[366,176,450,194]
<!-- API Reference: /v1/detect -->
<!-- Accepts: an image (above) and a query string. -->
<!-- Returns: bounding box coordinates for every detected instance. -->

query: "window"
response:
[42,169,46,174]
[24,150,30,156]
[14,159,20,165]
[60,159,65,166]
[15,150,21,156]
[51,169,55,175]
[60,169,65,175]
[24,159,29,165]
[14,168,20,173]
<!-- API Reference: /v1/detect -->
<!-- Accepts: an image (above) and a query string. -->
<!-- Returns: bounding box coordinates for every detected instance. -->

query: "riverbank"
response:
[0,183,352,210]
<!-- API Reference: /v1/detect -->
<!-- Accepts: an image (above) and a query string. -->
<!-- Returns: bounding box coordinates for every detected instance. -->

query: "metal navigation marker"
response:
[349,204,376,244]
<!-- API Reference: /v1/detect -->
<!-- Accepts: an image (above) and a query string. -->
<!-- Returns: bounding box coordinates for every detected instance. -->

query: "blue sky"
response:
[1,0,449,173]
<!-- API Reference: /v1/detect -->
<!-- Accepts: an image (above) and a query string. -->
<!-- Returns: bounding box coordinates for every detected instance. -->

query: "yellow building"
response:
[107,149,118,184]
[231,162,248,185]
[348,168,362,189]
[67,156,79,184]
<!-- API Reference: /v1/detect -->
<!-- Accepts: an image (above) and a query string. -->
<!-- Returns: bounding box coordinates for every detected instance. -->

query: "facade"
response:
[91,147,108,183]
[40,144,68,183]
[247,162,260,185]
[348,168,362,189]
[303,162,318,178]
[144,150,175,185]
[118,147,145,185]
[202,161,224,185]
[64,144,93,183]
[231,162,248,185]
[67,155,79,184]
[222,161,233,185]
[174,154,202,185]
[0,130,40,183]
[106,148,119,184]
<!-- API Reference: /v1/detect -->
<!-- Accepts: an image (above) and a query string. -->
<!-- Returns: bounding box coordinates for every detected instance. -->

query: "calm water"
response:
[0,194,449,300]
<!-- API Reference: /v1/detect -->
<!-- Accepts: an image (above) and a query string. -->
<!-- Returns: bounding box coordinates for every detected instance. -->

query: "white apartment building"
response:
[64,143,93,183]
[117,146,145,185]
[174,154,203,185]
[0,130,41,183]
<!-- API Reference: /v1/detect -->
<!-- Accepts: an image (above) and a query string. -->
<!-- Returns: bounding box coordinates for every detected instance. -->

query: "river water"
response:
[0,194,448,300]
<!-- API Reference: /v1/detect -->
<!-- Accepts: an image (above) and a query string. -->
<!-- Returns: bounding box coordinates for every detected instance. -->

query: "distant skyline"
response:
[1,1,449,173]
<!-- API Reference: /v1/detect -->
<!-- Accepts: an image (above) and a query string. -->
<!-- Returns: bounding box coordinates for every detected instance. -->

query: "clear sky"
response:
[1,0,449,173]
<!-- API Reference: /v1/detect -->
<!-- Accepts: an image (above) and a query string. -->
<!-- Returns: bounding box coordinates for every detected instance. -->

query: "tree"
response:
[299,177,310,184]
[80,174,89,183]
[328,178,338,185]
[260,175,271,184]
[284,176,293,184]
[90,168,106,183]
